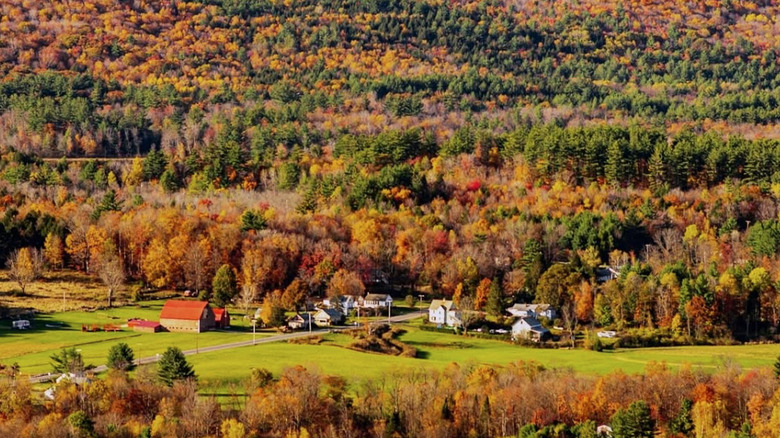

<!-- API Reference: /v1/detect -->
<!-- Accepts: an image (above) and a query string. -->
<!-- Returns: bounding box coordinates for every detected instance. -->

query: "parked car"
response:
[494,329,508,334]
[597,331,617,338]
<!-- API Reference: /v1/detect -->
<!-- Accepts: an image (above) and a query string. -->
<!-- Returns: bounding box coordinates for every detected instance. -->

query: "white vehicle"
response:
[494,328,508,334]
[12,320,30,330]
[597,330,617,338]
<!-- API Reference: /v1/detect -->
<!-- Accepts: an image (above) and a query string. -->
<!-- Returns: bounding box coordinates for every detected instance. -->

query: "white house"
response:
[287,313,313,330]
[323,295,359,312]
[362,293,393,308]
[511,317,550,341]
[314,308,343,326]
[428,300,461,327]
[507,303,557,320]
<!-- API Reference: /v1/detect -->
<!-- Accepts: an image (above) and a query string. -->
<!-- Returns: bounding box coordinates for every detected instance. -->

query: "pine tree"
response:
[107,342,136,372]
[157,347,195,386]
[486,277,504,318]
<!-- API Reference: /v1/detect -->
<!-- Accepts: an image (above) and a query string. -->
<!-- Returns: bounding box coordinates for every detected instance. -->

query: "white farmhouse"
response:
[511,317,550,341]
[428,299,461,327]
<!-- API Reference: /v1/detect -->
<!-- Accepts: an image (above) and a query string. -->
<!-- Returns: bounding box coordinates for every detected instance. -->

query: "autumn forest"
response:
[4,0,780,437]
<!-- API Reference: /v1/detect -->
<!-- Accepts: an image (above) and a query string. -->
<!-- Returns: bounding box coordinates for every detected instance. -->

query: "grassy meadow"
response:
[0,300,272,375]
[3,270,780,396]
[191,325,780,395]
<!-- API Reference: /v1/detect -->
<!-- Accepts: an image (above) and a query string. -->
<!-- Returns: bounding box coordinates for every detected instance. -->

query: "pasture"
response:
[0,301,270,375]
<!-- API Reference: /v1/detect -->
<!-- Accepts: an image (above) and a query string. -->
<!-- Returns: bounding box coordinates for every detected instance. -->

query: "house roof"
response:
[160,300,210,320]
[289,313,312,322]
[316,308,342,320]
[364,293,392,301]
[512,316,547,331]
[429,299,457,311]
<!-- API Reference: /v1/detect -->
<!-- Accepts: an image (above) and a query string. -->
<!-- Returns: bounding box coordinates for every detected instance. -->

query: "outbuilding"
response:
[130,320,162,333]
[159,300,215,333]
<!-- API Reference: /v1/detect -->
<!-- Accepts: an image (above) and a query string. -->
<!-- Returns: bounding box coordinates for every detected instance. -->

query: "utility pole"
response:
[252,319,257,345]
[418,294,424,316]
[388,300,391,323]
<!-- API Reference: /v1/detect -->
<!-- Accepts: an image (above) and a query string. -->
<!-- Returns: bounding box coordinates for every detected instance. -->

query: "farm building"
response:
[159,300,215,333]
[129,320,162,333]
[213,308,230,329]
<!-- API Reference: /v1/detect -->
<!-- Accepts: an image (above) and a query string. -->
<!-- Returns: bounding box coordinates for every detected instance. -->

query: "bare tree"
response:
[458,296,480,333]
[6,247,44,295]
[560,301,576,348]
[98,254,124,308]
[184,241,208,294]
[239,283,257,315]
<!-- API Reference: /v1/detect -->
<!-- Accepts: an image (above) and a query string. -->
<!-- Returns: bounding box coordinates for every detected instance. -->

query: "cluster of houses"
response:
[428,300,559,342]
[287,293,394,329]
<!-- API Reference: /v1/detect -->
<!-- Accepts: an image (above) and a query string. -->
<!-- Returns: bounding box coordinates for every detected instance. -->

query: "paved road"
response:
[28,312,422,384]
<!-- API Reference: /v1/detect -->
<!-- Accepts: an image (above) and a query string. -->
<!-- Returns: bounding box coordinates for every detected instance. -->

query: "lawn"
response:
[190,324,780,396]
[0,300,274,375]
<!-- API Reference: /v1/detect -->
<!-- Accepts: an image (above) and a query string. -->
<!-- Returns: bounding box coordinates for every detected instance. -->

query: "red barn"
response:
[159,300,215,333]
[213,308,230,329]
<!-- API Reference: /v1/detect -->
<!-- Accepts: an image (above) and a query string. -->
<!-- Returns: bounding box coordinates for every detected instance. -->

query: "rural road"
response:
[29,311,422,384]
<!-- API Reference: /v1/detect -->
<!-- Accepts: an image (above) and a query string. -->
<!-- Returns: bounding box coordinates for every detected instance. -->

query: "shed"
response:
[131,320,161,333]
[159,300,215,333]
[213,308,230,329]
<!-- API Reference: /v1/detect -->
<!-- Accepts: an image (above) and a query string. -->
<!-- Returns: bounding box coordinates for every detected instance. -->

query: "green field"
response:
[190,326,780,394]
[3,303,780,394]
[0,301,272,374]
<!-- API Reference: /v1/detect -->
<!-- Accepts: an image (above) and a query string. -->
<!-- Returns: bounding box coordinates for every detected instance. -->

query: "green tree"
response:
[240,209,267,232]
[157,347,196,386]
[669,399,694,436]
[68,410,95,438]
[142,149,167,181]
[107,342,136,372]
[486,277,504,318]
[212,264,238,307]
[610,400,655,438]
[51,347,88,375]
[160,168,180,193]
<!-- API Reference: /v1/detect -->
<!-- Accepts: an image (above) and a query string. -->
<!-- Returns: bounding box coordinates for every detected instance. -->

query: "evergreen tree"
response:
[157,347,196,386]
[107,342,136,372]
[486,277,504,318]
[610,400,655,438]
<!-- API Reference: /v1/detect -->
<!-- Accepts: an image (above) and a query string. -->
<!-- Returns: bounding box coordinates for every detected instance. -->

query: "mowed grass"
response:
[191,325,780,395]
[0,301,272,375]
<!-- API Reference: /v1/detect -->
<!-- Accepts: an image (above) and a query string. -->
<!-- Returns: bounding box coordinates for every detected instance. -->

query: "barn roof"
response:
[160,300,210,320]
[213,308,229,322]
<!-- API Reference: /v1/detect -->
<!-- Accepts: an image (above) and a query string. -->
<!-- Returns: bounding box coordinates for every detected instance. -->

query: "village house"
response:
[362,293,393,309]
[287,313,313,330]
[506,303,557,320]
[314,308,343,326]
[159,300,215,333]
[428,299,461,327]
[323,295,359,313]
[511,316,551,342]
[595,266,620,283]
